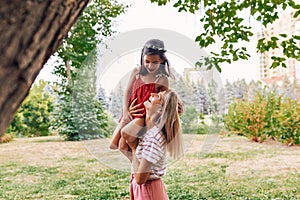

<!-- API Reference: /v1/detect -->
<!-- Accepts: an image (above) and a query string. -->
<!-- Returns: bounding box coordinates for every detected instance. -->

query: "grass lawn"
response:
[0,134,299,200]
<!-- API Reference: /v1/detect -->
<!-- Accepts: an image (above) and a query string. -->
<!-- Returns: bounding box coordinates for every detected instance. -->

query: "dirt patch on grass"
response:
[1,136,87,166]
[181,134,300,177]
[1,135,300,177]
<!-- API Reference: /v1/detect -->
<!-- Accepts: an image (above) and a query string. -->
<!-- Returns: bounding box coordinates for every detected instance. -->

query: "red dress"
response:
[128,76,159,119]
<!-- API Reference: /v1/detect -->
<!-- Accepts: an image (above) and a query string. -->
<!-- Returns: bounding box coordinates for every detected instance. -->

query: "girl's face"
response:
[143,54,162,74]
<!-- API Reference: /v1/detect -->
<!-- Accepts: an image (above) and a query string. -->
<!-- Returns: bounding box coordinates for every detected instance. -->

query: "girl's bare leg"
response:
[109,123,124,150]
[119,118,144,159]
[118,137,132,161]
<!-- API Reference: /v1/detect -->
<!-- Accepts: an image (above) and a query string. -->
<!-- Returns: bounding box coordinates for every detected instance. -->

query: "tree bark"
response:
[0,0,89,136]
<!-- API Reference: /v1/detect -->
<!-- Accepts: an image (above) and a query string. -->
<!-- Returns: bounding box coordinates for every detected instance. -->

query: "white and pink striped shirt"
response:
[135,126,167,180]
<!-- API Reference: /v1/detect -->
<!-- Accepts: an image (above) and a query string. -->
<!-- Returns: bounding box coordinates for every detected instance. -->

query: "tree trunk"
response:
[66,60,72,84]
[0,0,89,136]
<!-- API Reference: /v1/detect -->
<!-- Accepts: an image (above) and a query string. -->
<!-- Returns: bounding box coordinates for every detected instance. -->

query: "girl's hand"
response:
[129,98,144,117]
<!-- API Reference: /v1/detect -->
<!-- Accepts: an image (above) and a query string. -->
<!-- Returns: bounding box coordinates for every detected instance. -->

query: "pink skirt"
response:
[130,174,169,200]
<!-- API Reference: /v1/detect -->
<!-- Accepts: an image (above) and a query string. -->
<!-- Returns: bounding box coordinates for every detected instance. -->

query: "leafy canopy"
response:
[53,0,127,95]
[6,80,54,137]
[150,0,300,72]
[51,0,127,140]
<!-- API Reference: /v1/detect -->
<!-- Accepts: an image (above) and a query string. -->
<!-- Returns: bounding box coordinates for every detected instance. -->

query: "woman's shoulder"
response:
[144,126,166,143]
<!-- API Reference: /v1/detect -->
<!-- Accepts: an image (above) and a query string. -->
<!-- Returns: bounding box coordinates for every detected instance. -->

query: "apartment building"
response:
[258,10,300,84]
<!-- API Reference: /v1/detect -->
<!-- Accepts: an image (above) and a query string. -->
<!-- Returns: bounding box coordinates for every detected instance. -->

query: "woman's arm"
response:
[131,150,153,185]
[127,141,153,185]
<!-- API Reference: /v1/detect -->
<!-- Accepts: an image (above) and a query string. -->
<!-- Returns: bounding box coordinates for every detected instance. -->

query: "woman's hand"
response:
[128,98,144,118]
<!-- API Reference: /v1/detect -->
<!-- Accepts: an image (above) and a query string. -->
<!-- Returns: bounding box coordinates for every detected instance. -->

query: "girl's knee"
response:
[121,130,137,142]
[121,129,129,139]
[119,142,129,152]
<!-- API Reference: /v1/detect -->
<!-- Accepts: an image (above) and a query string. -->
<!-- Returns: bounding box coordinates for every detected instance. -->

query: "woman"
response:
[126,89,183,200]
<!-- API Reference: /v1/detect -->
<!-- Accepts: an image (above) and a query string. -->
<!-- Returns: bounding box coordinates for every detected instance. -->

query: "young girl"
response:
[109,39,173,158]
[127,89,183,199]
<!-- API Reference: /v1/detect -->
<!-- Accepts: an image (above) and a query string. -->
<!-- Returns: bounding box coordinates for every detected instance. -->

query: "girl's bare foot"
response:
[109,143,118,150]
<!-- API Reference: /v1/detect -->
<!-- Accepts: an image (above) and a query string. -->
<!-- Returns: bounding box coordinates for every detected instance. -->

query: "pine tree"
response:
[171,76,193,106]
[279,75,291,99]
[207,80,219,114]
[291,79,300,102]
[51,0,126,140]
[192,81,209,114]
[247,80,263,101]
[72,54,109,139]
[224,81,235,110]
[97,85,108,110]
[108,84,124,120]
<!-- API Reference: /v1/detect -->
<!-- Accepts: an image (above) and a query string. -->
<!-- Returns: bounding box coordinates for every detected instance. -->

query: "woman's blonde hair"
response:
[157,89,183,160]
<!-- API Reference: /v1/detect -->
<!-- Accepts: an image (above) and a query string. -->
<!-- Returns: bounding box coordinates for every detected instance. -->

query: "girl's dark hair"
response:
[139,39,172,78]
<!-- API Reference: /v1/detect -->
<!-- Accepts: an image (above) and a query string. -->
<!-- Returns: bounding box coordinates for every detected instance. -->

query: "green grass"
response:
[0,162,129,200]
[187,149,268,160]
[164,165,300,200]
[0,135,299,200]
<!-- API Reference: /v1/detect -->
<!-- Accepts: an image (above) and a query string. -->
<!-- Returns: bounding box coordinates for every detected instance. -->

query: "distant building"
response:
[183,68,206,86]
[258,10,300,85]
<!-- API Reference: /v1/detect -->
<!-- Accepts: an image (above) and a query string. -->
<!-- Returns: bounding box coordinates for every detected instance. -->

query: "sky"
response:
[96,0,262,94]
[37,0,274,89]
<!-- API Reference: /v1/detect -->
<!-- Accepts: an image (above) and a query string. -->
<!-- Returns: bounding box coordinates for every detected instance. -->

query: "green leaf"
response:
[215,64,222,72]
[195,61,203,68]
[270,61,280,69]
[151,0,300,71]
[195,35,201,42]
[279,34,288,38]
[281,62,287,68]
[271,36,279,41]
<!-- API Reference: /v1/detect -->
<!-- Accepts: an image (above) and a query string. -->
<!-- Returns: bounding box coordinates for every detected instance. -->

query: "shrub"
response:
[180,106,198,134]
[275,98,300,145]
[5,112,25,136]
[0,134,13,143]
[180,106,209,134]
[5,80,54,137]
[224,91,300,144]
